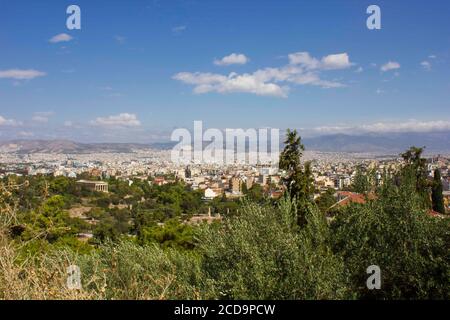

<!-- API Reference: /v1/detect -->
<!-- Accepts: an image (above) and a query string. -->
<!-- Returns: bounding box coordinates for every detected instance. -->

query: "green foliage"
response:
[2,144,448,300]
[78,241,203,299]
[243,184,265,203]
[86,207,106,220]
[331,168,450,299]
[138,219,195,250]
[279,129,304,174]
[209,196,240,216]
[180,190,203,213]
[53,236,93,254]
[401,146,431,208]
[21,195,72,242]
[315,188,337,214]
[279,129,315,224]
[351,166,371,194]
[432,169,445,214]
[198,198,348,299]
[49,176,70,194]
[95,196,111,208]
[93,209,131,242]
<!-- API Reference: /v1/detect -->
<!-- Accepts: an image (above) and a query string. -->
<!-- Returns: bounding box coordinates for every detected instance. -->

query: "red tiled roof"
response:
[335,191,376,205]
[332,192,447,219]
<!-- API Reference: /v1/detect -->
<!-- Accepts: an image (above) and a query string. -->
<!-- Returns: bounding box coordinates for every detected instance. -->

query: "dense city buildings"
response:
[1,148,449,213]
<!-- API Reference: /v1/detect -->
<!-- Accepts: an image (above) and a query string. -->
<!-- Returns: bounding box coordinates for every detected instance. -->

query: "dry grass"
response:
[0,241,104,300]
[0,181,103,300]
[0,181,201,300]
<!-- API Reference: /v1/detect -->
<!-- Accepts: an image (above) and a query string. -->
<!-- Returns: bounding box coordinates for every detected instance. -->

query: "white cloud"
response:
[288,52,320,69]
[32,112,54,123]
[174,72,288,97]
[32,116,49,123]
[288,52,352,70]
[31,111,54,123]
[115,35,126,45]
[174,51,352,97]
[381,61,400,72]
[172,25,187,33]
[355,66,363,73]
[321,53,353,69]
[49,33,73,43]
[91,113,141,127]
[421,61,431,70]
[173,72,227,85]
[0,69,46,80]
[0,115,20,126]
[312,125,354,134]
[313,120,450,134]
[362,120,450,133]
[18,131,35,137]
[214,53,249,66]
[62,121,83,129]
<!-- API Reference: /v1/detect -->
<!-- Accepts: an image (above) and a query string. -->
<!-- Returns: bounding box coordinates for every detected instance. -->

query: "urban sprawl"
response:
[1,149,449,213]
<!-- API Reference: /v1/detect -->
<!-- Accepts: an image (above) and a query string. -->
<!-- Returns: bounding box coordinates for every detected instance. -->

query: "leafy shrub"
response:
[331,171,450,299]
[78,241,203,299]
[197,198,348,299]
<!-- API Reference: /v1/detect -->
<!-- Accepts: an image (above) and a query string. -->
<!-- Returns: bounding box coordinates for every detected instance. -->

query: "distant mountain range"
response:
[303,132,450,154]
[0,140,150,154]
[0,131,449,154]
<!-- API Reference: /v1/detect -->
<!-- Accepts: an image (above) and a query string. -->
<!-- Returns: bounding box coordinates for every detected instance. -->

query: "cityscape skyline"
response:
[1,0,450,143]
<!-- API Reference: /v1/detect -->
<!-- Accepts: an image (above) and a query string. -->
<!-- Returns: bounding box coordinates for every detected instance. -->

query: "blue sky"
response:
[0,0,449,142]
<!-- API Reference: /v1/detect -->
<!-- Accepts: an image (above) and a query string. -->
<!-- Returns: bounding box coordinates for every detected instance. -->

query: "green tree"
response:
[279,129,315,224]
[241,183,248,195]
[331,169,449,299]
[77,241,202,299]
[138,219,195,250]
[315,188,337,214]
[431,169,445,214]
[401,146,430,208]
[198,198,348,299]
[279,129,304,193]
[351,166,370,194]
[244,184,264,203]
[93,209,131,242]
[180,190,202,214]
[49,176,71,194]
[23,195,73,242]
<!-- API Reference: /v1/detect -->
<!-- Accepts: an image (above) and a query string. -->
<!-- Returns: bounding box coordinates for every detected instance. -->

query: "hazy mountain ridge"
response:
[0,131,449,154]
[0,140,151,154]
[303,132,450,153]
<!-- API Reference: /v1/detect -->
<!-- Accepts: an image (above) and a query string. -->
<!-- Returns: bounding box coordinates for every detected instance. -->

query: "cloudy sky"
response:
[0,0,449,142]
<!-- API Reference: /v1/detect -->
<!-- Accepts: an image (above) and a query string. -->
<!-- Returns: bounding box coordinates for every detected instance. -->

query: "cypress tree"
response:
[431,169,445,214]
[352,166,369,194]
[279,129,314,201]
[279,129,315,225]
[400,146,430,208]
